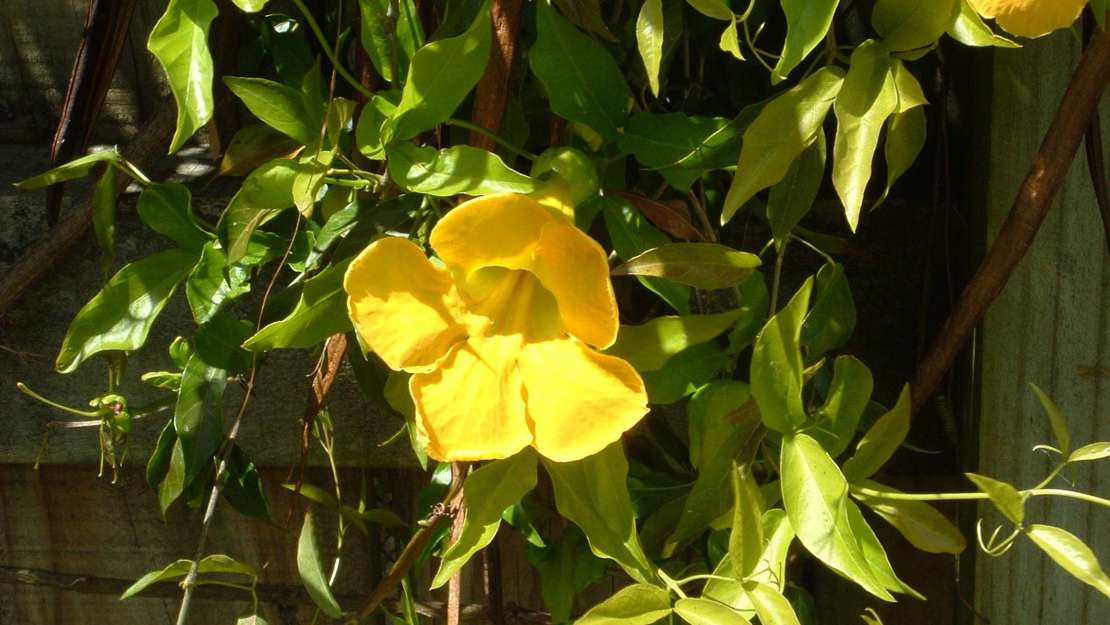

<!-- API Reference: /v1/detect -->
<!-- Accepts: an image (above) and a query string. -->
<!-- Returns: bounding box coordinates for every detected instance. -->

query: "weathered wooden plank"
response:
[977,30,1110,625]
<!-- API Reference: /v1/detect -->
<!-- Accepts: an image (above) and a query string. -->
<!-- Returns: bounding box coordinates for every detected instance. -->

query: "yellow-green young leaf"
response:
[222,158,301,263]
[237,616,269,625]
[197,554,256,577]
[230,0,268,11]
[675,598,751,625]
[723,68,844,223]
[687,0,733,20]
[14,149,121,189]
[637,0,664,96]
[719,17,744,60]
[947,0,1019,48]
[755,509,796,590]
[530,1,632,141]
[833,41,898,231]
[965,472,1025,525]
[575,584,673,625]
[1025,524,1110,598]
[890,61,928,113]
[845,499,923,598]
[432,451,539,588]
[386,143,535,196]
[531,147,600,205]
[387,2,490,141]
[746,583,801,625]
[876,106,926,208]
[1068,442,1110,463]
[813,355,874,458]
[854,480,966,554]
[543,443,656,584]
[148,0,218,153]
[730,464,766,578]
[606,310,744,371]
[871,0,959,51]
[843,385,911,481]
[750,278,814,433]
[1029,383,1070,455]
[120,559,193,599]
[612,243,762,290]
[780,434,894,601]
[224,76,322,146]
[772,0,841,83]
[801,262,856,358]
[355,90,401,160]
[297,508,344,617]
[768,130,825,247]
[56,249,197,373]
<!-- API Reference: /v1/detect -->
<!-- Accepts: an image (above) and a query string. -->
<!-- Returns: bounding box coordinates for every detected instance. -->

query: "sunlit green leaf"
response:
[801,262,856,358]
[750,278,814,432]
[298,508,344,617]
[607,310,743,372]
[1069,442,1110,463]
[91,164,118,274]
[137,183,212,253]
[846,498,923,598]
[186,242,250,325]
[13,149,120,189]
[876,106,926,208]
[230,0,268,11]
[576,584,672,625]
[719,17,744,60]
[148,0,218,153]
[219,124,300,177]
[675,597,751,625]
[965,472,1025,525]
[386,143,535,196]
[224,76,322,146]
[813,356,874,458]
[729,464,766,578]
[854,480,966,554]
[768,131,826,248]
[243,258,352,350]
[637,0,664,96]
[772,0,840,83]
[1029,383,1070,456]
[1024,524,1110,598]
[223,158,300,263]
[620,112,744,173]
[613,243,761,290]
[355,90,400,159]
[603,198,691,313]
[843,385,911,481]
[120,559,193,599]
[174,353,227,486]
[687,0,732,20]
[746,583,801,625]
[872,0,959,51]
[947,0,1019,47]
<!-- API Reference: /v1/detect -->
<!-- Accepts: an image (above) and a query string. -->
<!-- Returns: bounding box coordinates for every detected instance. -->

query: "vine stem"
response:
[851,484,1110,508]
[446,118,537,160]
[768,237,789,314]
[290,0,374,99]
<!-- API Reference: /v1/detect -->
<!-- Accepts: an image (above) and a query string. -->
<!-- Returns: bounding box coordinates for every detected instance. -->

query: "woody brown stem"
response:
[468,0,523,151]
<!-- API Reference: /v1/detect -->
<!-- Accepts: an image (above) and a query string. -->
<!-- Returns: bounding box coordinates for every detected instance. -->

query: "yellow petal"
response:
[430,194,556,274]
[532,222,619,348]
[410,335,533,461]
[460,266,564,341]
[519,340,648,462]
[344,237,466,372]
[969,0,1085,38]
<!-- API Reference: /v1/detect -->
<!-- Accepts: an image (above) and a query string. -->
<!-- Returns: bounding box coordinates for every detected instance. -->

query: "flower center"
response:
[461,267,562,341]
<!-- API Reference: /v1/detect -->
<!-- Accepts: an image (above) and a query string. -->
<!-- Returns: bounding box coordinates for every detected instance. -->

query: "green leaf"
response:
[13,149,120,189]
[832,41,898,231]
[687,381,752,472]
[768,131,826,248]
[723,68,844,223]
[432,450,539,588]
[120,559,193,599]
[719,17,744,61]
[606,310,743,371]
[358,0,405,84]
[298,508,344,617]
[186,242,250,325]
[813,356,874,458]
[674,598,751,625]
[843,385,911,481]
[158,440,188,514]
[56,249,197,373]
[854,479,966,554]
[386,143,535,196]
[174,352,226,489]
[619,112,744,173]
[687,0,732,20]
[543,443,656,584]
[221,445,270,520]
[746,583,801,625]
[1068,442,1110,463]
[218,124,300,177]
[750,278,814,432]
[530,1,631,140]
[387,2,490,141]
[91,164,118,274]
[224,76,322,146]
[872,0,959,51]
[603,198,691,313]
[965,472,1025,525]
[877,106,926,208]
[845,499,923,598]
[729,464,766,578]
[727,273,770,354]
[947,0,1019,47]
[147,420,178,487]
[231,0,269,11]
[355,90,401,159]
[529,526,605,623]
[642,342,729,404]
[637,0,664,97]
[576,584,672,625]
[612,243,761,290]
[772,0,840,83]
[801,262,856,359]
[237,616,270,625]
[223,158,300,263]
[138,183,212,253]
[1024,524,1110,598]
[780,433,893,601]
[243,258,352,350]
[198,553,256,577]
[147,0,218,153]
[1029,383,1070,456]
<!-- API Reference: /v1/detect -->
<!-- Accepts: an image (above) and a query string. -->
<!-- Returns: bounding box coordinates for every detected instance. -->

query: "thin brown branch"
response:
[447,462,468,625]
[911,17,1110,415]
[288,333,350,500]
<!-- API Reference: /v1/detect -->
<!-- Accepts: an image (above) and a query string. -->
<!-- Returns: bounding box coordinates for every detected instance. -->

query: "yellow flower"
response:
[344,193,649,462]
[968,0,1086,38]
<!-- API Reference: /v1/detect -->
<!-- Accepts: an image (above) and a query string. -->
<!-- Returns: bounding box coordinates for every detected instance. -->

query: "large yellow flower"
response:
[344,193,649,462]
[969,0,1086,38]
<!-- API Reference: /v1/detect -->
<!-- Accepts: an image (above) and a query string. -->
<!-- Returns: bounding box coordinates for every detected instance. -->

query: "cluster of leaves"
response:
[14,1,1110,624]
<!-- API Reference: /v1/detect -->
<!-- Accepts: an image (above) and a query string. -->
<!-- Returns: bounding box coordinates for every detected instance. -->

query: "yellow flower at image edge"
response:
[343,193,648,463]
[969,0,1087,38]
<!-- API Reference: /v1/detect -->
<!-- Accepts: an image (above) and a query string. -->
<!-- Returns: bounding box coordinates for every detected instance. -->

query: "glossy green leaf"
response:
[719,17,744,60]
[723,68,844,223]
[1069,442,1110,463]
[843,385,911,481]
[947,0,1019,47]
[91,164,118,273]
[432,450,539,588]
[772,0,840,83]
[854,480,966,554]
[1029,383,1070,456]
[872,0,959,51]
[607,310,743,372]
[845,499,923,598]
[620,112,744,173]
[137,183,212,253]
[687,0,732,20]
[221,445,269,520]
[747,583,801,625]
[223,158,300,263]
[148,0,218,153]
[781,433,893,601]
[832,41,898,231]
[386,143,535,196]
[729,464,766,578]
[13,149,120,189]
[750,278,814,432]
[120,559,193,599]
[387,2,490,141]
[543,443,656,584]
[603,198,691,313]
[358,0,419,84]
[768,131,826,248]
[612,243,762,290]
[197,553,256,577]
[642,342,729,404]
[813,356,874,457]
[186,242,250,325]
[531,147,600,205]
[576,584,672,625]
[1024,524,1110,598]
[147,420,177,487]
[158,440,187,515]
[637,0,664,96]
[56,249,196,373]
[801,262,856,358]
[530,1,631,140]
[675,598,751,625]
[965,472,1025,525]
[297,508,344,617]
[224,76,322,146]
[243,258,352,350]
[174,352,227,486]
[877,106,926,208]
[355,90,400,159]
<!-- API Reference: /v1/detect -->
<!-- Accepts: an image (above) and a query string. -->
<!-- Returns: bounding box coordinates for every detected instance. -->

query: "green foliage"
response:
[147,0,218,153]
